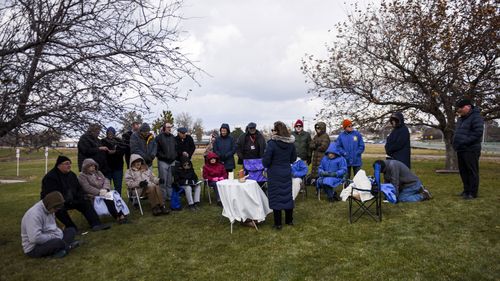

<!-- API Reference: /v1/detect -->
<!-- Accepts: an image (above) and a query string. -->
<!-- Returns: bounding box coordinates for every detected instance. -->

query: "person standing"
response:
[156,122,178,201]
[130,123,157,168]
[236,122,266,164]
[175,127,196,161]
[101,127,126,196]
[77,123,109,173]
[213,123,236,173]
[385,112,411,169]
[453,98,484,200]
[291,119,312,165]
[123,121,140,169]
[21,191,80,258]
[309,122,330,183]
[336,119,365,179]
[262,121,297,230]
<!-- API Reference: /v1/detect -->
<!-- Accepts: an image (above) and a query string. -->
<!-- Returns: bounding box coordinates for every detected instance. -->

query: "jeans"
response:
[158,161,175,201]
[106,169,123,196]
[398,180,424,202]
[180,184,201,205]
[26,227,76,258]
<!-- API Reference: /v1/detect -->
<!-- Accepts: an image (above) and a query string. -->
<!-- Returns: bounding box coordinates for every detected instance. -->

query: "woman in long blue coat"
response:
[262,121,297,230]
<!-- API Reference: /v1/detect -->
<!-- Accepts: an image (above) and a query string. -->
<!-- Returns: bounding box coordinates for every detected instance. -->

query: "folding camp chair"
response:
[200,168,212,204]
[316,175,348,201]
[127,188,147,216]
[243,159,267,188]
[348,163,382,223]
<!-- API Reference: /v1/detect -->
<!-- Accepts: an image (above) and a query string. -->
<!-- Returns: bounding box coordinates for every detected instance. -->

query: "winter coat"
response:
[382,159,420,195]
[310,122,331,178]
[41,164,85,204]
[202,152,228,181]
[236,127,266,163]
[100,136,126,171]
[122,130,133,168]
[385,112,411,169]
[292,130,312,164]
[155,132,177,164]
[130,132,157,167]
[77,132,108,173]
[21,200,63,254]
[452,106,484,152]
[77,158,111,200]
[213,124,236,170]
[291,159,308,178]
[124,154,159,196]
[317,143,347,188]
[262,135,297,210]
[174,157,199,186]
[336,130,365,167]
[175,134,196,161]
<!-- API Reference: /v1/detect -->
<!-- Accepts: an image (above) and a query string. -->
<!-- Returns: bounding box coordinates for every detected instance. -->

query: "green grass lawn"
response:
[0,148,499,280]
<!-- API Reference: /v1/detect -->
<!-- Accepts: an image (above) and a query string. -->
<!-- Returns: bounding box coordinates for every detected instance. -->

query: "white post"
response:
[44,147,49,174]
[482,123,486,143]
[16,148,20,177]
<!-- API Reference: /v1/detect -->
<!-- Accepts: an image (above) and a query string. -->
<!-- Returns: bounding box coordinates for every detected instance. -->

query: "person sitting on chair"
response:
[125,154,169,216]
[291,157,308,200]
[175,156,201,211]
[202,152,228,206]
[373,159,432,202]
[317,143,347,202]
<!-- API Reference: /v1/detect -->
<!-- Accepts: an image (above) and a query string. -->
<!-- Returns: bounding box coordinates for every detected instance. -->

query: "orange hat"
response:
[342,119,352,129]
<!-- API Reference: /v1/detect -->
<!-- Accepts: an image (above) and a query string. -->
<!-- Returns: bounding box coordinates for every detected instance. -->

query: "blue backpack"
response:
[170,187,182,210]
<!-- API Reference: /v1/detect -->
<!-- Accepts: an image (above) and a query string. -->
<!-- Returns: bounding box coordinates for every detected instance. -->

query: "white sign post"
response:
[45,147,49,174]
[16,148,20,177]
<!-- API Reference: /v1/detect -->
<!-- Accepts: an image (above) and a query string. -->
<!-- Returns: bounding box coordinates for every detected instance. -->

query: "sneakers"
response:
[422,189,432,200]
[91,223,111,231]
[188,204,196,211]
[51,249,67,258]
[160,206,170,215]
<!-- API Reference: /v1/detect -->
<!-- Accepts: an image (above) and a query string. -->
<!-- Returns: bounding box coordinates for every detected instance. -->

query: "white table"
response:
[216,179,272,233]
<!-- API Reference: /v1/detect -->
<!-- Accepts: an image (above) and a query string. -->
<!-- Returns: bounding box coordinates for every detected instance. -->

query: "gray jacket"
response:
[21,201,63,253]
[383,159,420,195]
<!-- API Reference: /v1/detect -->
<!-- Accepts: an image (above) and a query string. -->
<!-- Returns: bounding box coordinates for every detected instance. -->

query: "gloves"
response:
[99,189,107,196]
[139,180,148,189]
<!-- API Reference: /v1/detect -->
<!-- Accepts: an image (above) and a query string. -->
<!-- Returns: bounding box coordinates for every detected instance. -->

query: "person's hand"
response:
[182,151,189,157]
[99,189,107,196]
[139,180,148,189]
[108,149,116,154]
[98,146,109,152]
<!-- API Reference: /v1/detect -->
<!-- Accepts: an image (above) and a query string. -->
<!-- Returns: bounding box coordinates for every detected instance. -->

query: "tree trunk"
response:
[443,130,458,170]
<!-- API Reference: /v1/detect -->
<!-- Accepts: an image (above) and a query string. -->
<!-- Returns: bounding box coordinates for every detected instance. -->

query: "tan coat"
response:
[78,158,110,199]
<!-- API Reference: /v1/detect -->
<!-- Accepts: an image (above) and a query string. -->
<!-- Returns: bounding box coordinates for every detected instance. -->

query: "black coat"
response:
[236,130,266,164]
[41,167,84,204]
[175,135,196,161]
[262,136,297,210]
[78,133,108,173]
[101,136,126,171]
[385,112,411,169]
[156,132,177,164]
[174,159,198,186]
[452,107,484,152]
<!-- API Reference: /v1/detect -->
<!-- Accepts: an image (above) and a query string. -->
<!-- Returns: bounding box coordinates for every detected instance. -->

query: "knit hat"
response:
[294,119,304,127]
[247,122,257,128]
[106,127,116,135]
[139,123,150,133]
[42,191,65,210]
[455,98,472,108]
[342,119,353,129]
[55,155,71,167]
[177,127,188,134]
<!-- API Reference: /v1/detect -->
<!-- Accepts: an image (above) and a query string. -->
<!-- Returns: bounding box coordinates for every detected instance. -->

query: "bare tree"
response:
[175,112,193,130]
[302,0,499,169]
[192,118,203,142]
[0,0,199,138]
[118,111,143,134]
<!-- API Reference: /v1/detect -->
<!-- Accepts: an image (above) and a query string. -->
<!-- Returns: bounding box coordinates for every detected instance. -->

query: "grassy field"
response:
[0,147,499,281]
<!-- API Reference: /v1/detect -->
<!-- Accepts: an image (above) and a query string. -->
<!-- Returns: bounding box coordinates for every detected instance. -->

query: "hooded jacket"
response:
[77,158,111,199]
[213,123,236,170]
[317,143,347,188]
[385,112,411,169]
[124,154,159,193]
[174,157,199,186]
[292,129,312,164]
[262,134,297,210]
[202,152,228,181]
[310,122,331,178]
[236,125,266,163]
[130,131,157,166]
[21,200,63,254]
[336,129,365,167]
[452,106,484,152]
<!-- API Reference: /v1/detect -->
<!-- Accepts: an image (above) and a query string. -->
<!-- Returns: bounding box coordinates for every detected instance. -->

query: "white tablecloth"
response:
[217,179,272,224]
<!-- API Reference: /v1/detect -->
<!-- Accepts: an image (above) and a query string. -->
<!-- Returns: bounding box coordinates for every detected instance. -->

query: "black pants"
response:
[273,209,293,226]
[56,200,101,230]
[347,166,361,179]
[457,151,481,197]
[26,227,76,258]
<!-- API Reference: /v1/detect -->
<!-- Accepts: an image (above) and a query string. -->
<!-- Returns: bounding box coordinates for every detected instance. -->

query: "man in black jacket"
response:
[236,122,266,164]
[77,123,109,173]
[156,123,178,201]
[385,112,411,169]
[453,98,484,200]
[41,156,111,231]
[175,127,195,161]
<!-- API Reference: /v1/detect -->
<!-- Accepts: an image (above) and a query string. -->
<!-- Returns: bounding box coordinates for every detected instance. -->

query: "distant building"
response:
[54,137,78,148]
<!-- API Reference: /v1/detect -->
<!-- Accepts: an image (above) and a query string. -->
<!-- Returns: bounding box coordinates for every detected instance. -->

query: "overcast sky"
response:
[150,0,366,132]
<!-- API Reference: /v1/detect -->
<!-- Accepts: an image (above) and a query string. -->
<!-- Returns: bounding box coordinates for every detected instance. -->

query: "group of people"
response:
[21,97,484,257]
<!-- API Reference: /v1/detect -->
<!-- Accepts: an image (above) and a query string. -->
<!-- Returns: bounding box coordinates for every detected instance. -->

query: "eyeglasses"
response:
[271,129,276,132]
[295,125,302,128]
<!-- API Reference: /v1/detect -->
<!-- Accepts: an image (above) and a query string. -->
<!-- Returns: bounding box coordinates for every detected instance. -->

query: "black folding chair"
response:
[348,164,382,223]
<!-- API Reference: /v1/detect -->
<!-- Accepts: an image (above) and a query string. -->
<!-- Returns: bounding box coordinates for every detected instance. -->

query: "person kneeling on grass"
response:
[373,159,432,202]
[21,191,81,258]
[125,154,169,216]
[317,143,347,202]
[202,152,228,206]
[175,156,201,211]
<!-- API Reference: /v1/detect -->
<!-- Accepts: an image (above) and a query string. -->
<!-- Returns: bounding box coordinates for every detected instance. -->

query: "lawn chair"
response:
[316,174,348,201]
[127,188,147,216]
[200,167,212,204]
[348,164,382,223]
[243,159,267,188]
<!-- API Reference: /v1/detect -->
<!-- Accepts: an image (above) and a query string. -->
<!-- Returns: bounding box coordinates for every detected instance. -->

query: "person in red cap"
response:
[291,119,312,165]
[335,119,365,179]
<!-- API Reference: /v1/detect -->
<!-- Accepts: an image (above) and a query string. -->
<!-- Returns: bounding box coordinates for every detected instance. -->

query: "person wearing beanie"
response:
[385,112,411,169]
[21,191,80,258]
[453,97,484,200]
[130,122,157,167]
[336,119,365,179]
[77,123,109,174]
[236,122,266,165]
[175,127,196,161]
[213,123,236,173]
[292,119,312,166]
[41,155,111,232]
[101,125,127,196]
